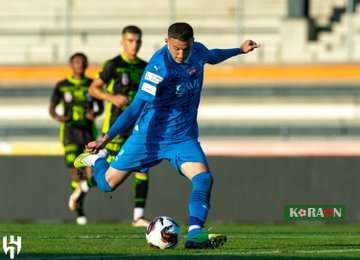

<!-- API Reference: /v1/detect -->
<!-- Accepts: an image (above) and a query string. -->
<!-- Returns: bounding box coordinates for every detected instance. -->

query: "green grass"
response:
[1,223,360,259]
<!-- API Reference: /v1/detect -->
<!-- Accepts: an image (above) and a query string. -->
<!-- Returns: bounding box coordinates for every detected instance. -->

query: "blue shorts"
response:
[109,138,208,174]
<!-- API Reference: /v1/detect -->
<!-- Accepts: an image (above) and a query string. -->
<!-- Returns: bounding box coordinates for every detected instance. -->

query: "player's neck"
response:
[72,74,84,80]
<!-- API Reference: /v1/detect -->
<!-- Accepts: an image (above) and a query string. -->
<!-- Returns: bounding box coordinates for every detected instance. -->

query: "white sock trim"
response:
[133,207,145,221]
[76,216,87,225]
[80,180,90,193]
[188,225,202,232]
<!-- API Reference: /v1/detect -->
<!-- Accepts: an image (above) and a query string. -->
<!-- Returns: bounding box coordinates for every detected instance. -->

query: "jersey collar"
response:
[120,53,140,64]
[67,75,87,85]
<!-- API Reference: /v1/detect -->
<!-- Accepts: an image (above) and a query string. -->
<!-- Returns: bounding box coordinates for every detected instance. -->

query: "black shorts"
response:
[61,124,98,167]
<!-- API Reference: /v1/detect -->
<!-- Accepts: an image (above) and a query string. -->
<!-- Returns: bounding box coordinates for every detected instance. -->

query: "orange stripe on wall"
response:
[205,64,360,83]
[0,65,101,82]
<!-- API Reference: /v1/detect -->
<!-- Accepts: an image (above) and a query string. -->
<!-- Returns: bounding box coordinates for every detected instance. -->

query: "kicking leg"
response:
[69,151,131,210]
[181,162,227,249]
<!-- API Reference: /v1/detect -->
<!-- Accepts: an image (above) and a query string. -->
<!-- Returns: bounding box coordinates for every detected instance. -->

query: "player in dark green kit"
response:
[88,25,150,227]
[49,52,103,225]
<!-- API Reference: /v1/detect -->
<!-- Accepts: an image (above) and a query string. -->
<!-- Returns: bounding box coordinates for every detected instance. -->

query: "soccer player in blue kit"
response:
[72,22,259,248]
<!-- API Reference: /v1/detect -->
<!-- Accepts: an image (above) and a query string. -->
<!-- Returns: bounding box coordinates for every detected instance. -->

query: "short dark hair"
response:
[167,22,193,41]
[122,25,142,36]
[69,52,88,65]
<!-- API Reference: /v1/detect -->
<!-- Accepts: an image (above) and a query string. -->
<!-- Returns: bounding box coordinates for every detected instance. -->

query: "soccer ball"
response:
[145,216,180,249]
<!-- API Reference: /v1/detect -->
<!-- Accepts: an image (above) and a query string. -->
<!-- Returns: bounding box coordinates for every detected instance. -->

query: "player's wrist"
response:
[105,93,114,102]
[97,135,110,148]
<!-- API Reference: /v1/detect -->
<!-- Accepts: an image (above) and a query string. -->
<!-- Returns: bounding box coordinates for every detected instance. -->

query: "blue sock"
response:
[93,158,113,192]
[188,172,213,235]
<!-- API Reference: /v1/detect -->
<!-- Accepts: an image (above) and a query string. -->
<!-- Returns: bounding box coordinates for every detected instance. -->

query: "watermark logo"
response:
[3,236,21,259]
[284,205,345,221]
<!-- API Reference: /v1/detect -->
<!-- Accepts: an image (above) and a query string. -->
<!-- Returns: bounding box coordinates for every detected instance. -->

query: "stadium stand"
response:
[0,0,285,64]
[1,0,360,156]
[1,0,359,64]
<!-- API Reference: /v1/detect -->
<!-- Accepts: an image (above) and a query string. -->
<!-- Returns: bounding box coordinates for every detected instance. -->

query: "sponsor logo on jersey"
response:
[145,72,163,84]
[64,92,72,102]
[175,79,200,97]
[141,82,157,96]
[188,67,197,76]
[121,73,130,85]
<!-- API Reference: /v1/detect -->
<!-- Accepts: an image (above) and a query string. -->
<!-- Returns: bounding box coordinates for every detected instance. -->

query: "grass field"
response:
[1,223,360,259]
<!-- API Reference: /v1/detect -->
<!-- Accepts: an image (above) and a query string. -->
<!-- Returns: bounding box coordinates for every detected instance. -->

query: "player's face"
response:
[70,56,87,76]
[121,33,142,57]
[167,37,194,64]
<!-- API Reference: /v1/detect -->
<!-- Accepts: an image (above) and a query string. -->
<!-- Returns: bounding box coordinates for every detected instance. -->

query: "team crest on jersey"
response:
[188,67,197,76]
[64,92,72,102]
[121,73,130,85]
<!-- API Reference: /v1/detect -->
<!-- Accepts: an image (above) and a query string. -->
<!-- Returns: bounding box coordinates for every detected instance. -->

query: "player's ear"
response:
[165,38,168,44]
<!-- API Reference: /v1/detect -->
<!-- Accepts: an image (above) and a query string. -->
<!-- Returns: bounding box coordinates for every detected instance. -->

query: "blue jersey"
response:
[106,42,240,144]
[129,42,240,144]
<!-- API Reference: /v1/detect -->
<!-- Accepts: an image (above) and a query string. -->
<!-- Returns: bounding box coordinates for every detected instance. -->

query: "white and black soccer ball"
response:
[145,216,180,249]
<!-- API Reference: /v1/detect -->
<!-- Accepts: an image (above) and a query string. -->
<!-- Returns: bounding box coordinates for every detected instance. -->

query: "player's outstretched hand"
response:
[240,40,260,54]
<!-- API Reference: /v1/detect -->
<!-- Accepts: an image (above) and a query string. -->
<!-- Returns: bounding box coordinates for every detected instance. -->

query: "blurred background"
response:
[2,0,360,223]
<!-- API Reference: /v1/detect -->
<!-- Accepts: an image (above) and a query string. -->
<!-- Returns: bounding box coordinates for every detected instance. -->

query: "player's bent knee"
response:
[105,167,130,191]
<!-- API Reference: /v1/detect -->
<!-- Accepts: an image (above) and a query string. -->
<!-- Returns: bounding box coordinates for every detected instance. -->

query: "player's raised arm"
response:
[105,61,167,135]
[206,40,260,64]
[106,95,146,139]
[86,95,146,154]
[97,64,166,145]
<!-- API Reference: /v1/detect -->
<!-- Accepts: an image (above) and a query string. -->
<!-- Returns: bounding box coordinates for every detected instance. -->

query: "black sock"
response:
[134,173,149,208]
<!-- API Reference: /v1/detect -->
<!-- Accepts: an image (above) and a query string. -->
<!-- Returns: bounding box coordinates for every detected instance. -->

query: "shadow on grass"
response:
[12,254,355,260]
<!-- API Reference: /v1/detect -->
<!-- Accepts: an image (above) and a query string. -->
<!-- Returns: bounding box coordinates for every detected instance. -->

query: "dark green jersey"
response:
[99,53,147,133]
[51,75,102,128]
